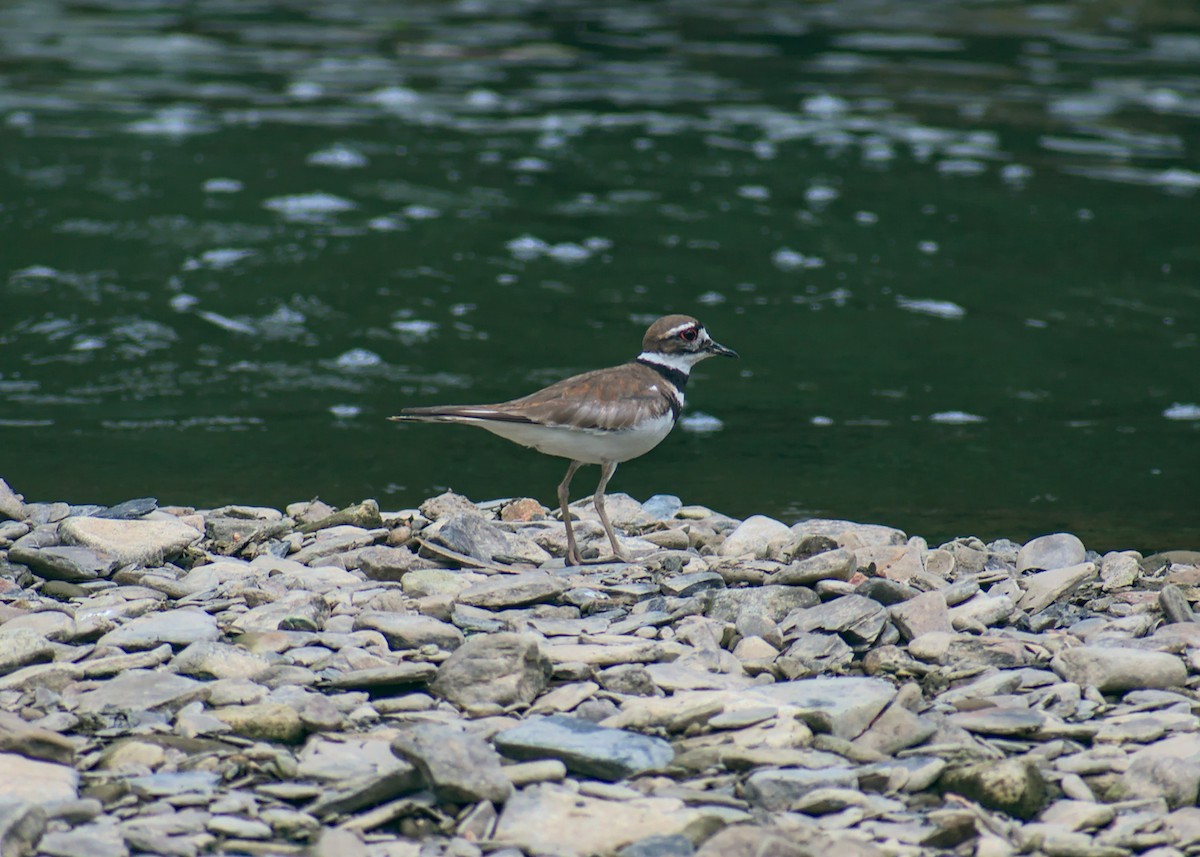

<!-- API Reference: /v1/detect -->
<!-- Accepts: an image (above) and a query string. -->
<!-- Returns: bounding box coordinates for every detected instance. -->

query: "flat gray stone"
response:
[97,607,219,651]
[1018,562,1097,613]
[354,612,464,651]
[431,633,550,708]
[1051,646,1188,692]
[0,478,26,521]
[750,676,896,739]
[58,516,201,566]
[7,545,117,582]
[1017,533,1086,572]
[457,572,565,609]
[390,722,512,803]
[946,707,1048,736]
[70,669,207,715]
[494,714,674,781]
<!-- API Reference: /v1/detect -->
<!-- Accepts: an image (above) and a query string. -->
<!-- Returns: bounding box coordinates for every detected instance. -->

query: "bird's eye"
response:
[680,328,698,342]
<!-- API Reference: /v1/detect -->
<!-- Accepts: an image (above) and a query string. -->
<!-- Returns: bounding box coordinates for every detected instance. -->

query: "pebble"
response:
[0,484,1193,856]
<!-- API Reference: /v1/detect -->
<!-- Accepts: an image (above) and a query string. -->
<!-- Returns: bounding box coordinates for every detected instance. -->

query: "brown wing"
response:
[492,362,678,431]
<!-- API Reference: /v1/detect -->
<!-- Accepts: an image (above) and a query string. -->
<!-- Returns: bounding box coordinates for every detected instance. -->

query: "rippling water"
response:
[1,0,1197,550]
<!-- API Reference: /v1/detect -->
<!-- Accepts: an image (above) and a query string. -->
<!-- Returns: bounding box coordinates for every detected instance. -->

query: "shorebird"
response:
[390,314,738,565]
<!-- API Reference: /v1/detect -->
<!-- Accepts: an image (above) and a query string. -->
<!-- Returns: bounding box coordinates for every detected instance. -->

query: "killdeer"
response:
[390,314,737,565]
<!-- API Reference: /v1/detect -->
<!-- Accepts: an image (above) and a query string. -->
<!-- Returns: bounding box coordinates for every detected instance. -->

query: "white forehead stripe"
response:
[664,322,698,337]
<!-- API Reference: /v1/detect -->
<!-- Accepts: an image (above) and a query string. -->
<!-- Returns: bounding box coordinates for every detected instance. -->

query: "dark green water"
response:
[1,1,1197,551]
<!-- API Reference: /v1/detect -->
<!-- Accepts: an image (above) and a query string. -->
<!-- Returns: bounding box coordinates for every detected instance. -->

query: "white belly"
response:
[473,414,676,464]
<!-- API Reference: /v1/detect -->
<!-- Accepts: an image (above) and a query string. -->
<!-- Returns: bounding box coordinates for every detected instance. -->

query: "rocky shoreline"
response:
[0,477,1197,857]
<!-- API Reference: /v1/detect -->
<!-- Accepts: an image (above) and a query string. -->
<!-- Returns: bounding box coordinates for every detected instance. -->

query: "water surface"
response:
[1,1,1198,550]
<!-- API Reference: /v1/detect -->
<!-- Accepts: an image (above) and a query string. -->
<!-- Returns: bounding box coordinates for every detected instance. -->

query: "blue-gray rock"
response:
[494,715,674,781]
[97,608,219,651]
[0,799,46,857]
[93,498,158,520]
[751,676,896,739]
[660,571,725,598]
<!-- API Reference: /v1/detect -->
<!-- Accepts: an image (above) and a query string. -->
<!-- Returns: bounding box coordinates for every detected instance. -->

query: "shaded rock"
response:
[390,723,512,804]
[494,782,701,857]
[1051,646,1187,692]
[354,612,464,651]
[7,545,117,582]
[774,548,855,586]
[1018,533,1086,572]
[718,515,791,558]
[939,759,1047,820]
[854,697,935,756]
[619,834,695,857]
[59,516,201,566]
[419,491,480,521]
[1017,562,1097,613]
[457,572,565,609]
[319,662,436,691]
[98,608,219,651]
[431,633,550,708]
[494,714,674,781]
[1159,583,1195,624]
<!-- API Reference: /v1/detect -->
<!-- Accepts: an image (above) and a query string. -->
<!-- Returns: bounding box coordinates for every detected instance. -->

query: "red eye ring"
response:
[680,328,698,342]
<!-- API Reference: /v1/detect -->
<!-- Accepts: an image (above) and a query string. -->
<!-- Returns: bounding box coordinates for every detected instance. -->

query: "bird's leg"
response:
[557,460,584,566]
[593,460,628,562]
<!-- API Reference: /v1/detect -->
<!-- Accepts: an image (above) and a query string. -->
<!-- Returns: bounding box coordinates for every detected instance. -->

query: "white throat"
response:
[637,350,706,374]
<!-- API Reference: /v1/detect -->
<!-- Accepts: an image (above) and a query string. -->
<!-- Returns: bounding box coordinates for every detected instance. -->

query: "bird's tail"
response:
[388,405,531,424]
